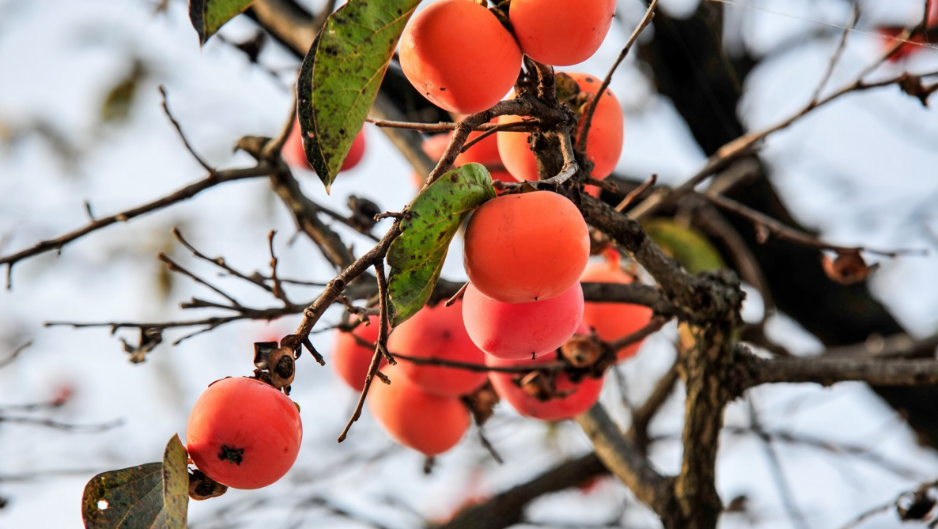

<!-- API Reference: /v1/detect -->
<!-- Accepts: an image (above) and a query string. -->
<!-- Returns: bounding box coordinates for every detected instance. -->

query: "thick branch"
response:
[738,351,938,391]
[575,404,674,513]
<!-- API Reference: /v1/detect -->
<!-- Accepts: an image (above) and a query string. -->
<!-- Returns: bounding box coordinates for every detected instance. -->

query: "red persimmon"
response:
[186,377,302,490]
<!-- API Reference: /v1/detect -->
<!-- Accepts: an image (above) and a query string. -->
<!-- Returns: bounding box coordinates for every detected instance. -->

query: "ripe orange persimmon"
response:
[462,282,584,360]
[509,0,616,66]
[413,130,514,188]
[486,350,603,421]
[186,377,302,489]
[283,118,366,173]
[332,316,383,391]
[388,300,488,397]
[399,0,522,114]
[497,72,623,182]
[580,255,653,360]
[464,190,589,303]
[368,365,470,456]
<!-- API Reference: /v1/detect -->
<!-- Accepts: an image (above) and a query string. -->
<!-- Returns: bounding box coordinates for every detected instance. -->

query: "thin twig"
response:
[159,85,215,175]
[267,231,290,304]
[172,228,274,293]
[705,192,926,257]
[614,174,657,212]
[811,5,860,105]
[0,164,272,286]
[609,315,669,353]
[746,398,809,529]
[157,252,244,308]
[578,0,658,153]
[0,341,32,370]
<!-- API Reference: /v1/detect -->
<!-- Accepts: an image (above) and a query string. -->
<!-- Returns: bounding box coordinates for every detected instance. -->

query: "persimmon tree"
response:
[1,0,938,528]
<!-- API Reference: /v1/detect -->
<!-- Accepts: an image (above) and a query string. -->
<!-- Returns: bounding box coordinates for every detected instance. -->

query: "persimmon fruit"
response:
[509,0,616,66]
[580,256,653,360]
[368,365,470,456]
[497,72,623,182]
[463,190,589,304]
[486,351,603,421]
[283,119,366,173]
[186,377,302,490]
[388,300,489,397]
[462,281,584,360]
[332,315,384,391]
[399,0,522,114]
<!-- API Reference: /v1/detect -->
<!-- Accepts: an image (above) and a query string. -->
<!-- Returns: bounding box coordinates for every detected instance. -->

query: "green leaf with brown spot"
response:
[298,0,421,192]
[189,0,255,45]
[387,164,495,326]
[644,218,725,274]
[82,435,189,528]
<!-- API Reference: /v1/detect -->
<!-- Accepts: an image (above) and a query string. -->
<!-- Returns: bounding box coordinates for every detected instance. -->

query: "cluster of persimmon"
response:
[403,0,624,191]
[184,343,303,497]
[332,190,652,457]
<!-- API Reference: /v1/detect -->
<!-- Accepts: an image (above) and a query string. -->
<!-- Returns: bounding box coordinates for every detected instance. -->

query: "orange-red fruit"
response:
[509,0,616,66]
[464,191,589,303]
[462,282,584,360]
[283,120,366,173]
[497,73,623,182]
[399,0,522,114]
[186,377,302,490]
[368,365,470,456]
[878,4,938,62]
[486,352,604,421]
[388,300,489,397]
[580,258,653,360]
[332,316,383,391]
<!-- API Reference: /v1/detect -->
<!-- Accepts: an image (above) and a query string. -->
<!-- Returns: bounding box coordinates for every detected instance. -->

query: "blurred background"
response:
[1,0,937,527]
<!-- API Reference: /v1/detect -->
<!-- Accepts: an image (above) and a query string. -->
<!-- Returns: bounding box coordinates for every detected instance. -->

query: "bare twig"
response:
[746,399,809,529]
[157,252,243,308]
[578,0,658,153]
[159,85,215,175]
[0,341,32,370]
[810,5,860,105]
[615,174,657,212]
[609,315,669,353]
[0,164,272,286]
[705,192,926,257]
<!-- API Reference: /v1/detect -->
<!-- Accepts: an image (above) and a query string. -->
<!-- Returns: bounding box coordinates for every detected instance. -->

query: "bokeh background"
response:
[1,0,937,527]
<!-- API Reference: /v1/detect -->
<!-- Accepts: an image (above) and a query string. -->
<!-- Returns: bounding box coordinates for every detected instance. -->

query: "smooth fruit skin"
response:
[283,120,366,173]
[368,365,470,456]
[497,73,623,182]
[332,316,383,391]
[580,258,653,360]
[464,191,589,303]
[186,377,302,490]
[462,282,584,360]
[388,300,489,397]
[486,352,604,421]
[509,0,616,66]
[399,0,522,114]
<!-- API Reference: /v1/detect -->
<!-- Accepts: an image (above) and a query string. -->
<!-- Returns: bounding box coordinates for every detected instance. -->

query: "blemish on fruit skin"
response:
[218,445,245,465]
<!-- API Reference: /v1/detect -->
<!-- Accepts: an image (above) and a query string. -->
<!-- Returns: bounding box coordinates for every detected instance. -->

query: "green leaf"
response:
[82,435,189,528]
[387,164,495,326]
[189,0,255,45]
[298,0,421,192]
[643,218,726,275]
